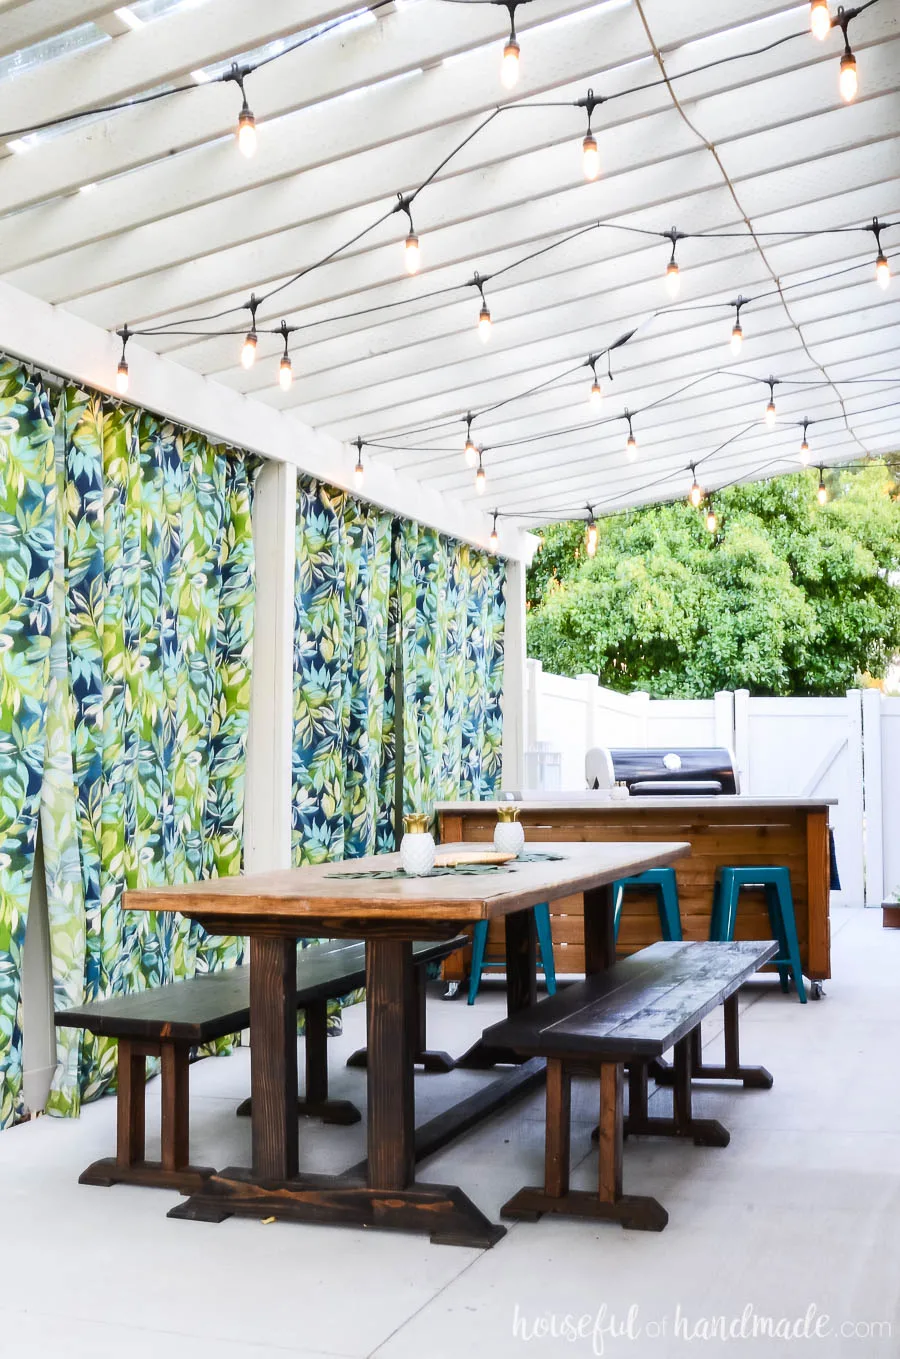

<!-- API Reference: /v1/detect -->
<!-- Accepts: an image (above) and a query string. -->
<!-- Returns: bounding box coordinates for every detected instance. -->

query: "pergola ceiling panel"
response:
[1,0,897,528]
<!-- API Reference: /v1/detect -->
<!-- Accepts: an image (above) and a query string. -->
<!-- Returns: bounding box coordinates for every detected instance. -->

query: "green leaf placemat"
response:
[326,850,567,880]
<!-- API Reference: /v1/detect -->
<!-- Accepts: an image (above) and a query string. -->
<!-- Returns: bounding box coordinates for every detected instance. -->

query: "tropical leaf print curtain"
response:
[292,478,507,870]
[292,480,394,867]
[0,365,257,1129]
[0,361,56,1131]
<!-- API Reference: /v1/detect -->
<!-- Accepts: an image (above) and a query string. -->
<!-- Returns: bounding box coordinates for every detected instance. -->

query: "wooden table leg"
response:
[456,906,538,1069]
[172,931,504,1247]
[584,883,616,975]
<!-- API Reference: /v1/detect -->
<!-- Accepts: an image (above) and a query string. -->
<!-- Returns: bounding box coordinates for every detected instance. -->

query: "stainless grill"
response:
[585,746,739,796]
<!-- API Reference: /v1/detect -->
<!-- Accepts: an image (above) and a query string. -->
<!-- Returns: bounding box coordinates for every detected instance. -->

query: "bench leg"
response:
[347,967,456,1074]
[503,1060,668,1232]
[79,1038,214,1193]
[616,1035,729,1148]
[648,996,773,1090]
[238,999,362,1126]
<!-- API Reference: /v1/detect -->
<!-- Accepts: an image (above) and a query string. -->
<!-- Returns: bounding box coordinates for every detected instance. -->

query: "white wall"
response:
[525,665,871,908]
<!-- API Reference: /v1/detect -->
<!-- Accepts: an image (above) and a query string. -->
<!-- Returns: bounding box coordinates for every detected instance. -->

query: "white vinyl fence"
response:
[524,660,899,909]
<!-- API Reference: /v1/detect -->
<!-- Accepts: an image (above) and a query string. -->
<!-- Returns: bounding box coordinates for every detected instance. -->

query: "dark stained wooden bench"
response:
[55,936,465,1194]
[481,940,778,1233]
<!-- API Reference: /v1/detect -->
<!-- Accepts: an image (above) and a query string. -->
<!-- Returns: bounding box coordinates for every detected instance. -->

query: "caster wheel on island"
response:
[442,981,463,1001]
[810,980,825,1000]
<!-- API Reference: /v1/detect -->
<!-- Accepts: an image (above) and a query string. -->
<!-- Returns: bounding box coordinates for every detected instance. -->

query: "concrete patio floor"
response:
[2,906,898,1358]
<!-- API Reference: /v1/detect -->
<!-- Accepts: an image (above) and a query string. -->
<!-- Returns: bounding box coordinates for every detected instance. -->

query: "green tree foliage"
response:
[526,462,900,698]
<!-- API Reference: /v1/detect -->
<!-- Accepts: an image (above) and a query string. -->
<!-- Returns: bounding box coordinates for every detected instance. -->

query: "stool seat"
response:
[710,866,806,1003]
[612,867,682,943]
[468,904,556,1004]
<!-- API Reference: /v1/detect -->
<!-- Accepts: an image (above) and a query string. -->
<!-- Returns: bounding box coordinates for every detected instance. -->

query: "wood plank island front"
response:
[437,797,834,986]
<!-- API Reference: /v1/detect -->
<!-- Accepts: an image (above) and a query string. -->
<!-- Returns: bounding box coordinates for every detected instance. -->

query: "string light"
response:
[353,437,365,492]
[579,89,602,181]
[624,410,637,461]
[869,218,891,289]
[500,3,520,89]
[463,413,479,467]
[730,297,746,355]
[689,465,703,508]
[764,377,777,427]
[278,321,293,391]
[115,326,130,396]
[397,196,420,275]
[226,66,257,158]
[475,274,492,342]
[800,418,811,464]
[585,506,598,557]
[588,359,603,410]
[706,507,718,533]
[817,467,828,505]
[240,296,259,370]
[810,0,831,39]
[835,6,859,102]
[475,451,487,494]
[664,229,682,299]
[489,511,500,552]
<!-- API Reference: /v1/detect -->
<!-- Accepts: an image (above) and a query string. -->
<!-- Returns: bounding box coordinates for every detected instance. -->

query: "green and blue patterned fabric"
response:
[0,366,257,1128]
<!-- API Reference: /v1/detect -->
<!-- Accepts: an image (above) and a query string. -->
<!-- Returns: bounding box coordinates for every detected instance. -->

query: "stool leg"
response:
[656,877,683,942]
[534,903,557,996]
[612,881,624,942]
[720,874,740,941]
[709,878,721,940]
[467,920,489,1005]
[773,874,807,1004]
[764,884,791,992]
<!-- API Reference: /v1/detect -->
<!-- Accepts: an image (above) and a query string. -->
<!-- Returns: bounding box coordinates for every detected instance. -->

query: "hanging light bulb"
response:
[706,508,718,534]
[241,328,258,369]
[730,297,745,355]
[585,509,598,558]
[478,303,492,343]
[689,467,703,509]
[624,411,637,461]
[353,438,365,492]
[588,359,603,410]
[800,419,811,465]
[489,511,499,552]
[464,415,478,468]
[664,230,681,299]
[810,0,831,39]
[582,131,600,181]
[839,48,858,102]
[404,231,420,276]
[500,6,520,89]
[237,99,257,158]
[277,322,293,391]
[870,219,890,289]
[475,452,487,494]
[115,326,130,395]
[817,468,828,506]
[764,378,777,428]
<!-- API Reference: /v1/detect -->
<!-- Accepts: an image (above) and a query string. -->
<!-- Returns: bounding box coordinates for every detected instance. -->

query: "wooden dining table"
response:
[125,838,689,1248]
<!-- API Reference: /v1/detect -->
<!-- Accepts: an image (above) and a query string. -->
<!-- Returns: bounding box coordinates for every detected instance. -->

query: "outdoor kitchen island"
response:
[437,796,834,994]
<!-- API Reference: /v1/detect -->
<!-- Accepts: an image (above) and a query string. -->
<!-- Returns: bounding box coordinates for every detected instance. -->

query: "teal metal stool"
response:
[467,904,556,1004]
[612,867,682,942]
[710,866,807,1003]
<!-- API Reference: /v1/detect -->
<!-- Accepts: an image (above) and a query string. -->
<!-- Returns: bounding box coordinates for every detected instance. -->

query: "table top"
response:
[124,840,690,933]
[437,795,836,813]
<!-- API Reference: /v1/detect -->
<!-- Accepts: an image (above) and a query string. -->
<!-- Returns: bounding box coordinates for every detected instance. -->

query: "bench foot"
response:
[501,1186,668,1232]
[79,1157,214,1194]
[168,1166,505,1248]
[619,1117,731,1148]
[235,1096,362,1126]
[650,999,773,1089]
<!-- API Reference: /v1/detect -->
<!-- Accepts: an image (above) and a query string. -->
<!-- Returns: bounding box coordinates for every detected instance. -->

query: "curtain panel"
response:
[292,476,506,862]
[0,365,257,1129]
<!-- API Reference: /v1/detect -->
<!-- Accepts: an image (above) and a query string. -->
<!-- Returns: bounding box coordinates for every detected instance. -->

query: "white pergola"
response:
[0,0,897,829]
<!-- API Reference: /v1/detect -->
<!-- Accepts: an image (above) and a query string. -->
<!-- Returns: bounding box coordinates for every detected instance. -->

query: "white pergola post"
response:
[244,459,297,873]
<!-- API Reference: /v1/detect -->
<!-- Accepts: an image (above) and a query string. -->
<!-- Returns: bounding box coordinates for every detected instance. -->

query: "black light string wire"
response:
[63,0,882,349]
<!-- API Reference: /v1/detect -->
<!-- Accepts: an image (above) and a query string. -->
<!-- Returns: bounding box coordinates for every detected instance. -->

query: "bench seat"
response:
[482,940,778,1232]
[56,936,464,1193]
